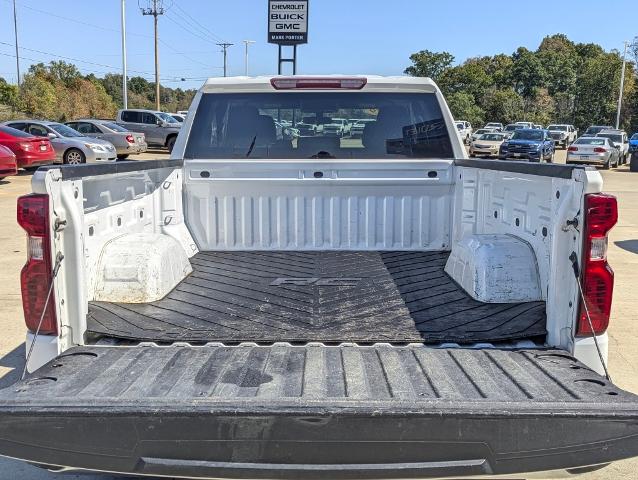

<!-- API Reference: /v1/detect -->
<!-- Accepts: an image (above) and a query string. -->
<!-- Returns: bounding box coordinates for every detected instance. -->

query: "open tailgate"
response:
[0,344,637,478]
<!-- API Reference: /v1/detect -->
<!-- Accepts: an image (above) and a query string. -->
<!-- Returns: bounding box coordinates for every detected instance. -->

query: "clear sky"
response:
[0,0,635,90]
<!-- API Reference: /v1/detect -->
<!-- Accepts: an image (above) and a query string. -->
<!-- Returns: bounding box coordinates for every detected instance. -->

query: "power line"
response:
[0,40,156,77]
[1,0,214,74]
[0,0,218,85]
[0,0,152,39]
[171,4,226,43]
[164,13,216,45]
[0,48,200,82]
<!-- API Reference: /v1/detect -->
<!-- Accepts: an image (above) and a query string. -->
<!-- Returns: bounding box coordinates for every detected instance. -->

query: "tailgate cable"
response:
[569,251,612,381]
[21,253,64,380]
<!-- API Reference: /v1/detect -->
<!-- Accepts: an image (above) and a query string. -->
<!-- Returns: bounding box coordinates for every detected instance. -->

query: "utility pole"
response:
[121,0,128,109]
[243,40,255,76]
[12,0,20,85]
[615,41,629,129]
[217,43,233,77]
[141,0,164,110]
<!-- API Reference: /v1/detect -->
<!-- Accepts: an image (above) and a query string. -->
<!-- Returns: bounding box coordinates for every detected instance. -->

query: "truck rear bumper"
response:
[1,345,637,478]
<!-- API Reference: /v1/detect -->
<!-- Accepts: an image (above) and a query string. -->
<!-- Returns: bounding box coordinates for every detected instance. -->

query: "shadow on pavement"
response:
[0,343,24,390]
[616,240,638,254]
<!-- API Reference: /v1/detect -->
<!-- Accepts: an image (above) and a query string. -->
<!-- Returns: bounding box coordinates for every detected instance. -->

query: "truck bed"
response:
[87,251,546,344]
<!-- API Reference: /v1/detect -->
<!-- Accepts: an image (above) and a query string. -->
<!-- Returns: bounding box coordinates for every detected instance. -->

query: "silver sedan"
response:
[566,137,620,169]
[66,119,147,159]
[2,120,116,164]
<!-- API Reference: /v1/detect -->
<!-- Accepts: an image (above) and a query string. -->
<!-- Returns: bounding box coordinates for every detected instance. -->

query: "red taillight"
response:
[125,134,135,144]
[270,77,367,90]
[19,142,34,151]
[17,194,58,335]
[567,146,578,152]
[593,147,607,153]
[577,193,618,336]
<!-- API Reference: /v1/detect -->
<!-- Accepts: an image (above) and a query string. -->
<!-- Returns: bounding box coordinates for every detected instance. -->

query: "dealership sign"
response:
[268,0,308,45]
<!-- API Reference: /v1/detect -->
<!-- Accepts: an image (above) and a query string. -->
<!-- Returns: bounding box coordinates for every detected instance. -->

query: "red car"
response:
[0,144,17,180]
[0,125,55,169]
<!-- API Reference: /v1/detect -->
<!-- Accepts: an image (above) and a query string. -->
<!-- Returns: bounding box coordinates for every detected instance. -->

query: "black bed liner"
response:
[87,251,547,344]
[0,344,637,478]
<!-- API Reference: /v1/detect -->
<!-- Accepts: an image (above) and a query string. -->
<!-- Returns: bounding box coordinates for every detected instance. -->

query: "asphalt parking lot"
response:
[0,150,635,479]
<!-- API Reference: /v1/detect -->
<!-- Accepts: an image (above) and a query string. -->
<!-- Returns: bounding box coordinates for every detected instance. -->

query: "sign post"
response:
[268,0,308,75]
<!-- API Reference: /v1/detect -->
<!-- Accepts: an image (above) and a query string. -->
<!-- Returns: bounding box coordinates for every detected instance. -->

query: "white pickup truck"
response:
[1,76,637,479]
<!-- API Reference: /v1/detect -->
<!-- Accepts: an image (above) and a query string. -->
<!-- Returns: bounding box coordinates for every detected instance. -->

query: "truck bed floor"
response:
[87,251,546,344]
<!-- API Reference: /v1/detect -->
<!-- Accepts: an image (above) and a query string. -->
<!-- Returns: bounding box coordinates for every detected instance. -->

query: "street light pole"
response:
[243,40,255,76]
[12,0,20,85]
[616,41,628,129]
[121,0,128,109]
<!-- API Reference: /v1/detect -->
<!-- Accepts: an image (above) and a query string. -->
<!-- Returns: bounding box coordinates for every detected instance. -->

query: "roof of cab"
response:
[200,75,438,93]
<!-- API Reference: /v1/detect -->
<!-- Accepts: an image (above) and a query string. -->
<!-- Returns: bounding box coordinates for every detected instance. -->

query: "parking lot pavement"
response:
[0,151,635,479]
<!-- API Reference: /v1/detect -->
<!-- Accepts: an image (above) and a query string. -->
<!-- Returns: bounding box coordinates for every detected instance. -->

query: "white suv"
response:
[455,120,472,144]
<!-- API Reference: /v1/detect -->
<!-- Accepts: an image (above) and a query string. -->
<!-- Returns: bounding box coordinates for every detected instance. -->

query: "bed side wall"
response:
[451,165,588,349]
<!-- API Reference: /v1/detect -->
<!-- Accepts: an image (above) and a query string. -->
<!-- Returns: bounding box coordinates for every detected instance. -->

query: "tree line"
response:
[405,34,638,132]
[1,34,636,132]
[0,61,196,121]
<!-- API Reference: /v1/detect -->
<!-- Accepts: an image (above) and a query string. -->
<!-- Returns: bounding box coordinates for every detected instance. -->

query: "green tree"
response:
[573,52,623,130]
[0,78,19,109]
[439,58,492,100]
[48,61,81,86]
[481,88,525,125]
[537,34,577,96]
[18,74,57,119]
[511,47,545,98]
[446,92,484,126]
[404,50,454,82]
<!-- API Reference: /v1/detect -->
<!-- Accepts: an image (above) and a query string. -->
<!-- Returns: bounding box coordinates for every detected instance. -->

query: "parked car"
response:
[0,144,17,180]
[176,110,188,116]
[533,124,543,129]
[596,129,629,165]
[455,120,472,143]
[514,121,533,129]
[0,125,55,169]
[116,109,181,152]
[484,122,503,131]
[7,75,638,479]
[169,114,185,123]
[274,121,299,140]
[584,125,614,136]
[499,128,555,162]
[322,118,350,137]
[469,132,506,157]
[567,136,620,169]
[349,118,376,138]
[296,116,319,136]
[629,133,638,154]
[3,120,116,164]
[470,127,497,143]
[547,124,578,149]
[65,119,147,160]
[502,123,525,138]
